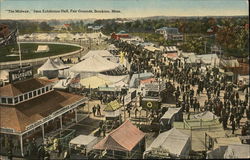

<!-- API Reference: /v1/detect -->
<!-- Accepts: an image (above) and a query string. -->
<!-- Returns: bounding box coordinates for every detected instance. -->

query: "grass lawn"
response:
[0,43,81,62]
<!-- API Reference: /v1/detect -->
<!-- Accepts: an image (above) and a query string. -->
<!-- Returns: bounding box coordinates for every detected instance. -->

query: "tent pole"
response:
[60,115,63,130]
[20,134,24,157]
[41,124,45,141]
[75,109,78,123]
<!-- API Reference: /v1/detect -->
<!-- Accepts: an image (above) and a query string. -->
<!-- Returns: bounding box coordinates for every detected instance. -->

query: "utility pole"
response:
[204,41,207,54]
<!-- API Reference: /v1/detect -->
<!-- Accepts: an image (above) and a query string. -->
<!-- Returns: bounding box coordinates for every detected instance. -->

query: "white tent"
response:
[196,54,220,66]
[70,55,120,73]
[37,58,59,78]
[160,107,182,130]
[35,45,49,53]
[98,74,129,84]
[207,144,250,159]
[224,144,250,159]
[144,128,191,159]
[69,135,98,155]
[53,57,69,70]
[193,111,218,120]
[81,50,115,60]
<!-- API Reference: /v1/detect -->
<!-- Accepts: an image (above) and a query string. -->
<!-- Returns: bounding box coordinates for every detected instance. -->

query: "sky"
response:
[0,0,249,20]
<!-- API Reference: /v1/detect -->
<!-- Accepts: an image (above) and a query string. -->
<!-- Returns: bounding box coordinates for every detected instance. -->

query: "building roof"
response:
[94,120,145,151]
[0,90,83,133]
[129,72,154,88]
[0,78,53,97]
[104,100,121,112]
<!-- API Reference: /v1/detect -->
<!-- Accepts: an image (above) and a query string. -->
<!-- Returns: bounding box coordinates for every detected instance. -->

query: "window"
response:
[1,98,6,104]
[42,88,45,94]
[37,89,41,95]
[46,86,49,92]
[29,92,32,98]
[14,97,18,103]
[49,85,53,90]
[33,90,37,96]
[24,94,28,100]
[8,98,13,104]
[19,95,24,102]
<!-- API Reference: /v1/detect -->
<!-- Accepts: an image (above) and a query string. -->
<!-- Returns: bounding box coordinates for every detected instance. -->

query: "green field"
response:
[0,43,81,62]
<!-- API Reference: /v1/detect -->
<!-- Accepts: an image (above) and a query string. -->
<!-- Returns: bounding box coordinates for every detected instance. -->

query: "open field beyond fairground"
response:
[0,43,81,62]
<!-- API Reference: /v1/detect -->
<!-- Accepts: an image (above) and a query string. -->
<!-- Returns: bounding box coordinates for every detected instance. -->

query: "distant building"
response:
[88,25,103,32]
[155,27,183,41]
[53,24,71,31]
[111,30,129,40]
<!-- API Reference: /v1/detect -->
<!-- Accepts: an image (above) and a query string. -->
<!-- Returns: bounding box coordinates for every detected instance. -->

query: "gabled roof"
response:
[0,78,53,97]
[94,120,145,151]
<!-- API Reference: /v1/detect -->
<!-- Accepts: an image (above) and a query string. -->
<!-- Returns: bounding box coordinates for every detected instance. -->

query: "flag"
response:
[0,28,18,47]
[120,51,124,64]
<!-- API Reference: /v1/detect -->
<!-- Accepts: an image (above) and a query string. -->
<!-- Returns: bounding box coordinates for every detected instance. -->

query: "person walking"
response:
[232,120,236,134]
[92,105,96,117]
[97,104,101,116]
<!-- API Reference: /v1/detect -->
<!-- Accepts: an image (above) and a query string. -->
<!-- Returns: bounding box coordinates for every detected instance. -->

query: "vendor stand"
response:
[103,100,122,130]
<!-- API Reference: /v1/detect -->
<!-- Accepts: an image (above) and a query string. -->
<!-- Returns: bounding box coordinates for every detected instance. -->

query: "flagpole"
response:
[17,26,22,68]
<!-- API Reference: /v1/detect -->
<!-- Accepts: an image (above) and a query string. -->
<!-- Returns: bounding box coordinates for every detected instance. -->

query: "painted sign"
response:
[9,66,33,83]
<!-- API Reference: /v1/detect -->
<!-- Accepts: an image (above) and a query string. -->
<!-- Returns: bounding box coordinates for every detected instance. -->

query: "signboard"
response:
[9,66,33,83]
[124,94,131,105]
[141,99,160,110]
[144,81,165,92]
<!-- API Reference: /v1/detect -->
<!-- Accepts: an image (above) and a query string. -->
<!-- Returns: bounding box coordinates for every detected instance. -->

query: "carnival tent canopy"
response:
[193,111,218,120]
[144,128,191,158]
[70,135,98,147]
[70,55,120,73]
[80,76,112,88]
[98,74,129,84]
[220,59,240,68]
[129,72,154,88]
[53,57,69,70]
[161,108,182,121]
[38,58,58,73]
[94,120,145,152]
[196,54,219,65]
[81,50,114,60]
[224,144,250,159]
[104,100,121,112]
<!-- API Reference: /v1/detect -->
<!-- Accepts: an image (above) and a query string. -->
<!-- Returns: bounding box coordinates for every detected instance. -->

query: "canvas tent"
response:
[35,45,49,53]
[37,58,59,78]
[69,135,98,156]
[70,55,120,78]
[160,107,182,131]
[53,57,69,70]
[93,120,145,159]
[193,111,218,120]
[196,54,220,66]
[80,76,112,88]
[207,144,250,159]
[143,128,191,159]
[80,50,115,60]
